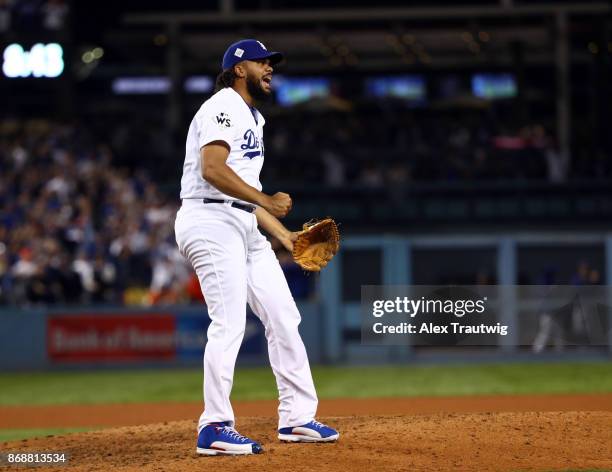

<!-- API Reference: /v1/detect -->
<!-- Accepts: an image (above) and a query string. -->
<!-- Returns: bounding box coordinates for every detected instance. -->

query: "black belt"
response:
[202,198,256,213]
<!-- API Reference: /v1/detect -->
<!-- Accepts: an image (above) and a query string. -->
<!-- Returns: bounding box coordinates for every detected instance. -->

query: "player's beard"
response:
[246,72,271,102]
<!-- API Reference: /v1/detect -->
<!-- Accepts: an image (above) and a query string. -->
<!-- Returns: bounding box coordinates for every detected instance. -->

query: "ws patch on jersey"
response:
[214,112,232,128]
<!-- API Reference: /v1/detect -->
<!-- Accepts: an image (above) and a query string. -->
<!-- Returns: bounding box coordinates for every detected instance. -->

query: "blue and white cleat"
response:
[196,422,263,455]
[278,420,339,442]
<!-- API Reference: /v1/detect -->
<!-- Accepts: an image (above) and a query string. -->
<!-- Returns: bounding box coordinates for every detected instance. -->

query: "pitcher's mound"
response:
[3,412,611,471]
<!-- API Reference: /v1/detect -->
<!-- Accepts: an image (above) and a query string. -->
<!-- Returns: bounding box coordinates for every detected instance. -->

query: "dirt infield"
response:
[1,395,612,471]
[2,412,612,471]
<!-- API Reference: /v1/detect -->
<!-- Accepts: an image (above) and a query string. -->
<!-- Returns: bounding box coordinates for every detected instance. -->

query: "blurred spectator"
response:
[91,254,117,303]
[570,260,600,286]
[532,267,562,353]
[321,148,346,188]
[12,0,38,31]
[385,161,411,204]
[72,250,95,301]
[545,144,569,184]
[42,0,68,31]
[0,242,9,303]
[148,243,190,305]
[358,161,384,188]
[532,261,599,353]
[0,0,12,34]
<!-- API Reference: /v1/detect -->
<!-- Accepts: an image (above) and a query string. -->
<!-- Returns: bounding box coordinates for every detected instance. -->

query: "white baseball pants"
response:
[174,199,318,431]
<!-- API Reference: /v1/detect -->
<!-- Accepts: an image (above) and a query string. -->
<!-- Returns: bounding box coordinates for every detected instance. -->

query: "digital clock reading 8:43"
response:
[2,43,64,78]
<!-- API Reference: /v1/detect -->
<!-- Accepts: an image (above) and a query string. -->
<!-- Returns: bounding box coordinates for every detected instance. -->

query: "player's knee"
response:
[207,318,246,338]
[270,316,301,341]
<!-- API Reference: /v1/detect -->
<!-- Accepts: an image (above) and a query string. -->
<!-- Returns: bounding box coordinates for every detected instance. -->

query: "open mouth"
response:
[262,76,272,85]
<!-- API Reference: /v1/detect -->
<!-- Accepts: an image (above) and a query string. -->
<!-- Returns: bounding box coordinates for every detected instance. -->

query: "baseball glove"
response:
[292,218,340,272]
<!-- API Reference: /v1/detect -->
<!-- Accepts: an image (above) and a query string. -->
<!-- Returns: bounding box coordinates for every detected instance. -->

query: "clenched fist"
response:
[263,192,292,218]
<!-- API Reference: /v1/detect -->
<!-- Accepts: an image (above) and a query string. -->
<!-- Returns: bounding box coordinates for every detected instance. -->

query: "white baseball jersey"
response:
[180,87,266,201]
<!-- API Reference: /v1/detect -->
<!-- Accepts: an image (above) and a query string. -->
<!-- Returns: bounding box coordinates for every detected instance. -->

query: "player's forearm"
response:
[203,163,267,206]
[255,206,292,241]
[255,206,296,251]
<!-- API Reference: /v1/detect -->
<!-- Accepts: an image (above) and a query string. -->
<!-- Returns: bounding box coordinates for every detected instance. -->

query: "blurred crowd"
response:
[0,118,315,307]
[0,0,69,34]
[92,101,611,191]
[84,98,612,194]
[0,119,193,307]
[263,105,611,188]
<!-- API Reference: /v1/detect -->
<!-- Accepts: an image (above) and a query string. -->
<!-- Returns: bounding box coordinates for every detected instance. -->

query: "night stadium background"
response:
[0,1,611,471]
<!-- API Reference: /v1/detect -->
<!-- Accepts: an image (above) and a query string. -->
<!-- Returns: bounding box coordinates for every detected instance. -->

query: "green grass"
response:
[0,362,610,407]
[0,427,91,442]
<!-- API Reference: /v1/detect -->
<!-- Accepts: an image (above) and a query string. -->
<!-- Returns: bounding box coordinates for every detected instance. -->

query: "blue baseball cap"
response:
[222,39,283,70]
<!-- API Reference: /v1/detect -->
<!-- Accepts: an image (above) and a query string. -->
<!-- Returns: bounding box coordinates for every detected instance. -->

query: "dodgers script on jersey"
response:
[180,87,266,200]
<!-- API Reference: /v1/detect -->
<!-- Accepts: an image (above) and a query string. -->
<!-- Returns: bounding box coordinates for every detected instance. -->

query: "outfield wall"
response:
[0,304,323,370]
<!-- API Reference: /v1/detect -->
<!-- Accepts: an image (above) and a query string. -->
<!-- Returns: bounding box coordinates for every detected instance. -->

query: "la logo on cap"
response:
[234,48,244,58]
[256,41,267,50]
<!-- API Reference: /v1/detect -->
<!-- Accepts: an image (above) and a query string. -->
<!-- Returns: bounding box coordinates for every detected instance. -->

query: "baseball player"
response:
[174,39,339,456]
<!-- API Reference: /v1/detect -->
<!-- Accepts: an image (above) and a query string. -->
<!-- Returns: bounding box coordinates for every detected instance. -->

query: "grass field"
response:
[0,361,611,406]
[0,428,90,442]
